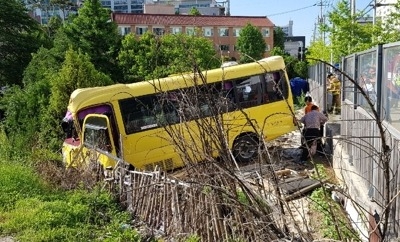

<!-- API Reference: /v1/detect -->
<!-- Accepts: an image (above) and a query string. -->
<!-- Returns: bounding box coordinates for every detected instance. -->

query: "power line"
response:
[359,0,375,14]
[267,4,317,17]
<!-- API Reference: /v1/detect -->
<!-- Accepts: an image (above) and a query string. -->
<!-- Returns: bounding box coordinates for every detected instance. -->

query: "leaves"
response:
[236,23,266,63]
[0,0,45,86]
[63,0,122,81]
[273,27,285,50]
[118,32,219,82]
[188,7,201,16]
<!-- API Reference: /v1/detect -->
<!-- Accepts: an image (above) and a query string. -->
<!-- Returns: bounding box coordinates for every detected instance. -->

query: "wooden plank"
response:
[285,179,328,201]
[278,176,319,195]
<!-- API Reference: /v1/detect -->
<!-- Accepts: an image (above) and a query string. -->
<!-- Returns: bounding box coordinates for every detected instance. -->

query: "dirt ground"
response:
[240,128,338,241]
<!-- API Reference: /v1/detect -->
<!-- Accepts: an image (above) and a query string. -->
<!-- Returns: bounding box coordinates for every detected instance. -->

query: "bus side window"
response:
[264,71,286,102]
[234,76,262,108]
[223,81,235,102]
[120,96,158,133]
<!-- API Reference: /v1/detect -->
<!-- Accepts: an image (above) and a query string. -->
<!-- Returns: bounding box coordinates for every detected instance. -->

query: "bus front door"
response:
[82,114,117,169]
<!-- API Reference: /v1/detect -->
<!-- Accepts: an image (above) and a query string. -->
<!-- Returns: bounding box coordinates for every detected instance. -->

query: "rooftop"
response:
[112,13,274,27]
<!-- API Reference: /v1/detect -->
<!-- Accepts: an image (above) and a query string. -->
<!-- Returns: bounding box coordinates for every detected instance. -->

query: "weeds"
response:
[0,162,143,242]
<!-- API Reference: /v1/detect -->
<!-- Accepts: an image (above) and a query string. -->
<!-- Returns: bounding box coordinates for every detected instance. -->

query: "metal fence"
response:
[308,42,400,240]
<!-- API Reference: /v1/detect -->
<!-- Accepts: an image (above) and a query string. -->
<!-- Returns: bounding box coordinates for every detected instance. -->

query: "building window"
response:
[233,28,241,37]
[203,27,214,37]
[186,27,195,35]
[219,27,229,37]
[220,45,229,51]
[118,26,131,36]
[262,28,270,37]
[234,45,239,51]
[114,5,128,12]
[136,26,148,35]
[171,26,182,34]
[101,1,111,6]
[265,44,270,52]
[153,27,165,36]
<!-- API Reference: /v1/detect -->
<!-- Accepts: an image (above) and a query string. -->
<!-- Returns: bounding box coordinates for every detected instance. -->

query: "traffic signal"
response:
[297,47,308,61]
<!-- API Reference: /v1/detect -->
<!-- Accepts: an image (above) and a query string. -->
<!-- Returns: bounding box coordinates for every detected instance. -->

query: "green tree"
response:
[270,46,287,56]
[50,49,113,117]
[325,0,374,62]
[270,47,308,79]
[22,47,62,86]
[41,48,113,149]
[306,39,331,64]
[273,27,285,50]
[64,0,122,81]
[379,1,400,43]
[237,23,266,63]
[50,0,76,22]
[118,32,161,82]
[293,61,308,79]
[118,33,218,82]
[163,33,219,72]
[188,7,201,16]
[0,0,45,86]
[44,16,63,40]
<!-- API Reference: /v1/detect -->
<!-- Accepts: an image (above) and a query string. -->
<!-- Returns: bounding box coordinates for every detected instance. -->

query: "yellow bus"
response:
[62,56,297,170]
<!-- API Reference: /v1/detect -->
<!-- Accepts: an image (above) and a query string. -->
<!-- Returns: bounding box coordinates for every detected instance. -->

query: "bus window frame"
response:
[83,114,115,154]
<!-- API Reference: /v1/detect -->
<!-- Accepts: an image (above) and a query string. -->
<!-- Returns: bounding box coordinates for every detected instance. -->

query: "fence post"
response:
[322,62,327,112]
[376,44,383,119]
[354,55,359,109]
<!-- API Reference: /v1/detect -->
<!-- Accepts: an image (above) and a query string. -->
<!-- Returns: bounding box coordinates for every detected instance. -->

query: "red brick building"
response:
[112,13,274,61]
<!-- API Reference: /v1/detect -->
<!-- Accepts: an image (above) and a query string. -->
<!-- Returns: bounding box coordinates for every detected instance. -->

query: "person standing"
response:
[327,73,341,114]
[299,105,328,164]
[303,96,326,154]
[304,96,316,114]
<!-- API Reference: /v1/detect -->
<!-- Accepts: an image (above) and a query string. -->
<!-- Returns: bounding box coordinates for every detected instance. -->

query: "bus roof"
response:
[67,56,285,115]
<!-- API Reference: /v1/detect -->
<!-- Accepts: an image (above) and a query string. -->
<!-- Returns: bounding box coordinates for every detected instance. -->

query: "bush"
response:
[0,163,50,211]
[0,162,142,242]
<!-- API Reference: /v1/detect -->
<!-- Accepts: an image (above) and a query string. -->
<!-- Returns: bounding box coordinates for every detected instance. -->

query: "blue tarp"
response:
[290,77,309,97]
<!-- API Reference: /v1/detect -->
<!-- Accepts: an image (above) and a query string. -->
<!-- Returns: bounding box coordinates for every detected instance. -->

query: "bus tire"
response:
[232,135,258,163]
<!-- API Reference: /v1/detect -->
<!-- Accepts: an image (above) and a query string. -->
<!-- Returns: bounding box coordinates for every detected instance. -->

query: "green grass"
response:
[294,93,306,110]
[309,164,358,241]
[0,162,144,242]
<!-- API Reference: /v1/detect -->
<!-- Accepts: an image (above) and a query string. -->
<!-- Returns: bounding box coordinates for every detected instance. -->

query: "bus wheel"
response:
[233,135,258,163]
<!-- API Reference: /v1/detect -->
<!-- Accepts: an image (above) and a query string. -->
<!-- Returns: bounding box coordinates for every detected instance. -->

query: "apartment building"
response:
[375,0,397,23]
[101,0,145,13]
[279,20,293,37]
[101,0,226,15]
[26,0,228,24]
[112,13,274,60]
[25,0,80,24]
[143,0,226,15]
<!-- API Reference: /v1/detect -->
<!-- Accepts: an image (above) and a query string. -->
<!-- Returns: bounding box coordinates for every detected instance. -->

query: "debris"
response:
[283,179,328,201]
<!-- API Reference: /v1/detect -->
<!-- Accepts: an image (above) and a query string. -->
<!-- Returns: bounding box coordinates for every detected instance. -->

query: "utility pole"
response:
[317,0,326,44]
[351,0,356,20]
[313,22,317,43]
[373,0,376,25]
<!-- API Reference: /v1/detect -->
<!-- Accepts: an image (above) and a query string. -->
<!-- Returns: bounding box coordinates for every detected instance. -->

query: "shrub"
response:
[0,163,50,211]
[0,162,142,242]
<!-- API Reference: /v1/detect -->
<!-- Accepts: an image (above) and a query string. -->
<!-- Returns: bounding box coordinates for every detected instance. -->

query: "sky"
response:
[229,0,373,46]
